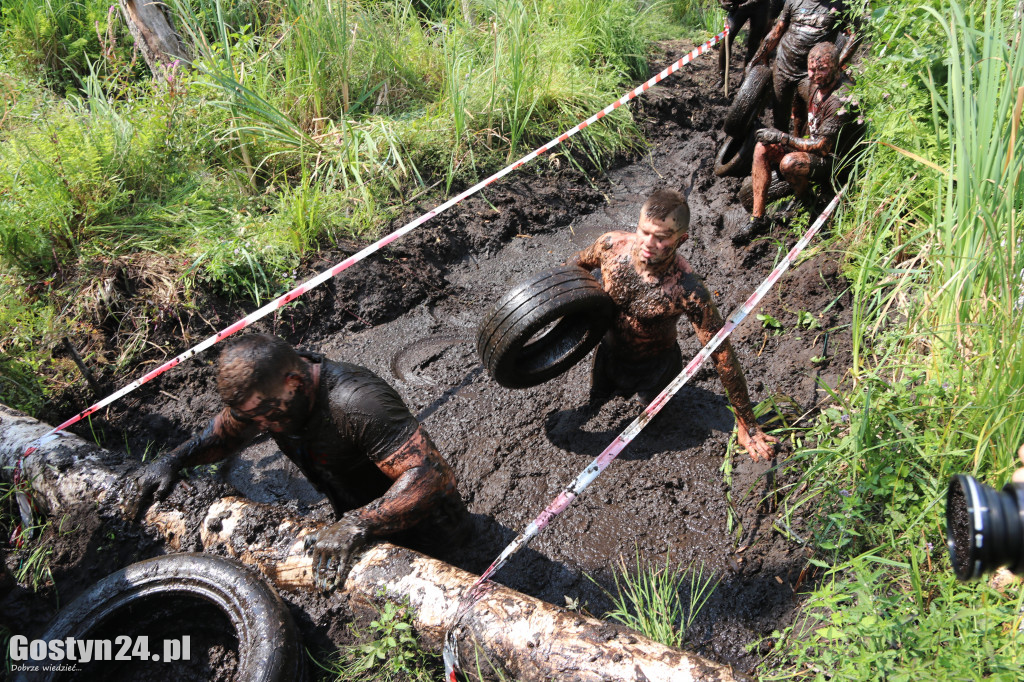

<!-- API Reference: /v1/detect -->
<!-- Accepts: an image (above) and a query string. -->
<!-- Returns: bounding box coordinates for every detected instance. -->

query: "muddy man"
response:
[127,333,468,590]
[735,41,860,244]
[572,189,778,462]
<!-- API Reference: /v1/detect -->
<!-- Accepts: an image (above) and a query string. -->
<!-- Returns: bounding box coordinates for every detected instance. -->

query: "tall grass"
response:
[764,0,1024,677]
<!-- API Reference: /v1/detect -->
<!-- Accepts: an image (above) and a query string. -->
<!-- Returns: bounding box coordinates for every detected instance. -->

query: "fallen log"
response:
[0,405,747,681]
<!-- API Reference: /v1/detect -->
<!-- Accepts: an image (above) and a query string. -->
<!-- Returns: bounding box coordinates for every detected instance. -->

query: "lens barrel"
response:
[946,474,1024,581]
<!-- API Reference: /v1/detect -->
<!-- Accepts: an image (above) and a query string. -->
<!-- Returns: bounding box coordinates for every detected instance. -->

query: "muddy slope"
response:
[4,39,852,676]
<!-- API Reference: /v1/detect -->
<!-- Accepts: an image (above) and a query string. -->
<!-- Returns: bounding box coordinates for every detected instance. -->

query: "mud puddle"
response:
[4,39,853,676]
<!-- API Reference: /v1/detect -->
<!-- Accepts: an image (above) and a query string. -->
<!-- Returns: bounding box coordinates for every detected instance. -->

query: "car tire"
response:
[723,64,772,137]
[14,553,304,682]
[478,266,614,389]
[714,131,757,178]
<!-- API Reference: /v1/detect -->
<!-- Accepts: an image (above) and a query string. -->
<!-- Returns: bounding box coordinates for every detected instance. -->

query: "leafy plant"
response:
[319,598,441,681]
[757,312,784,333]
[796,310,821,329]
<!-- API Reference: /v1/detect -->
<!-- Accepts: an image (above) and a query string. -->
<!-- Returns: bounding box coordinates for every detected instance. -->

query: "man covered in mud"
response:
[746,0,850,132]
[572,189,777,462]
[127,333,468,590]
[735,41,860,244]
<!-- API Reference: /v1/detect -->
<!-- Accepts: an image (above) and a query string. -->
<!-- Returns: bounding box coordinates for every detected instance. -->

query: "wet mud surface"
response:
[4,39,853,677]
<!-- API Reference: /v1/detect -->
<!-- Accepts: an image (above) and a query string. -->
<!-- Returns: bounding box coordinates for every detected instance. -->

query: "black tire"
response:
[723,64,772,137]
[478,266,614,389]
[714,131,756,178]
[738,171,793,211]
[14,553,304,682]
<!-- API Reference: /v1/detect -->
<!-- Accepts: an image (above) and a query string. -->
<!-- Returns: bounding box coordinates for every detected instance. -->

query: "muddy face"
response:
[229,380,310,434]
[633,213,686,269]
[807,52,837,89]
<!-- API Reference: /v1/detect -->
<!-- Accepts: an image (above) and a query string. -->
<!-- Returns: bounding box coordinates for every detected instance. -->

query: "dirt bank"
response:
[3,38,852,677]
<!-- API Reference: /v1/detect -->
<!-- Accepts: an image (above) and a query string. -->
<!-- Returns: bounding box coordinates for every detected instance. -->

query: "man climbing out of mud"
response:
[126,333,469,591]
[746,0,852,133]
[734,41,860,244]
[571,189,778,462]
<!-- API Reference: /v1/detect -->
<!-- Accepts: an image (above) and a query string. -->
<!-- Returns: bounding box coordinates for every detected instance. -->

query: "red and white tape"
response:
[18,28,728,463]
[443,189,845,678]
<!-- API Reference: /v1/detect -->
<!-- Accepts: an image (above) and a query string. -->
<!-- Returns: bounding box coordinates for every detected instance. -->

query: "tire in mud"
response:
[15,553,304,682]
[723,64,772,137]
[478,266,614,389]
[714,131,757,178]
[738,171,793,211]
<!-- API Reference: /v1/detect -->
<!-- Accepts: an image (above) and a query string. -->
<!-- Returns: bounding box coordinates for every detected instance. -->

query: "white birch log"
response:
[0,406,746,682]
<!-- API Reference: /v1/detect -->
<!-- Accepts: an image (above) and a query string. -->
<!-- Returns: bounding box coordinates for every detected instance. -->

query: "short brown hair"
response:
[642,189,690,232]
[217,333,307,406]
[808,42,837,66]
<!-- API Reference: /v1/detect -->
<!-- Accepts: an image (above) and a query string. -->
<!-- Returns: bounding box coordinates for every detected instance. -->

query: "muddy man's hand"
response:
[124,455,183,519]
[310,511,370,592]
[737,425,778,462]
[755,128,787,145]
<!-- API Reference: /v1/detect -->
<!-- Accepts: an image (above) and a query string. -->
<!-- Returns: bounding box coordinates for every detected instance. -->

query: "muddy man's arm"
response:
[748,13,788,68]
[687,286,777,462]
[310,425,457,590]
[124,410,251,517]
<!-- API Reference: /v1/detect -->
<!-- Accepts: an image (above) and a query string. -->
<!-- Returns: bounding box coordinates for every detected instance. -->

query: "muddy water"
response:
[8,39,853,675]
[223,41,851,671]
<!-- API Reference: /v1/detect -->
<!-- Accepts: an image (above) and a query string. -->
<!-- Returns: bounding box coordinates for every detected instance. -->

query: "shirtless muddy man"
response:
[573,189,777,462]
[127,333,468,589]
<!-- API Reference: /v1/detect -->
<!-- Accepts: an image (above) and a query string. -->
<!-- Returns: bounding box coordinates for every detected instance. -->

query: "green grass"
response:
[594,547,720,649]
[758,0,1024,678]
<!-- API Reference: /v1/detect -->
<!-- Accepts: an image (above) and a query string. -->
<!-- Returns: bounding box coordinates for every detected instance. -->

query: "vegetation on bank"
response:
[0,0,665,414]
[2,0,1024,679]
[758,0,1024,677]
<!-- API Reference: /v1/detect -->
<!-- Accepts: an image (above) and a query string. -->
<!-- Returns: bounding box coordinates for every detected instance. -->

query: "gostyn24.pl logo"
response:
[9,635,191,670]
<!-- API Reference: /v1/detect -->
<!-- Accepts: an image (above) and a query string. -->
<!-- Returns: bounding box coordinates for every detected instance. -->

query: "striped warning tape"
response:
[443,189,845,678]
[17,28,728,464]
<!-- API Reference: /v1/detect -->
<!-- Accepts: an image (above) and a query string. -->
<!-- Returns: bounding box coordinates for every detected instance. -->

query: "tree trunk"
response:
[118,0,190,77]
[0,406,747,682]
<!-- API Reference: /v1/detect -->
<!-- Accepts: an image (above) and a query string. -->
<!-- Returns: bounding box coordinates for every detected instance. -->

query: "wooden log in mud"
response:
[118,0,190,76]
[0,406,745,682]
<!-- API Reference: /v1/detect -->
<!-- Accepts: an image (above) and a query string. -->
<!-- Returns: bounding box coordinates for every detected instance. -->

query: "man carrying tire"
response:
[126,333,469,591]
[572,189,778,462]
[746,0,848,133]
[734,42,860,245]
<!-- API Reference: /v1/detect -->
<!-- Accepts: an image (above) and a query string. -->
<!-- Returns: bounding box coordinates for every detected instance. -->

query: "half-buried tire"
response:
[478,266,614,389]
[723,64,772,137]
[14,553,304,682]
[738,171,793,211]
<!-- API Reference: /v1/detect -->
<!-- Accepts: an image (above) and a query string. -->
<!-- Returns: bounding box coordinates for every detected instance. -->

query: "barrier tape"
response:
[17,28,728,466]
[443,189,845,679]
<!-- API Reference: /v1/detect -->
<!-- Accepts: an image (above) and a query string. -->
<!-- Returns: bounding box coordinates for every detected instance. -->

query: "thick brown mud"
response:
[4,39,852,676]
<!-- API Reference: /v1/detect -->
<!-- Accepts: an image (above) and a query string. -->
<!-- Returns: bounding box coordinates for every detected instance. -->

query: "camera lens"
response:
[946,474,1024,580]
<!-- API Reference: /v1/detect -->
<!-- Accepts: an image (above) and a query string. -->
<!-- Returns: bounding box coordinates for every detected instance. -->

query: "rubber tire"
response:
[714,131,756,178]
[738,171,793,211]
[723,64,772,137]
[478,266,614,389]
[14,553,304,682]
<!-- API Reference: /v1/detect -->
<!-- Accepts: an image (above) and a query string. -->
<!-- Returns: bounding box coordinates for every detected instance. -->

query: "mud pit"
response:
[6,39,852,676]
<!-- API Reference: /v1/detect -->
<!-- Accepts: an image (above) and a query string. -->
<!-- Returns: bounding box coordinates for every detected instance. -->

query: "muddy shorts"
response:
[590,337,684,405]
